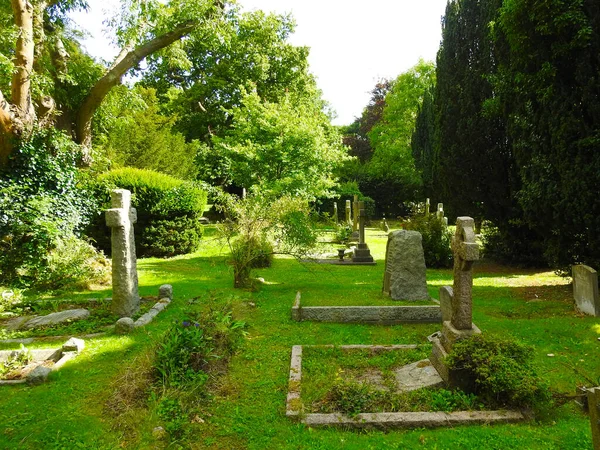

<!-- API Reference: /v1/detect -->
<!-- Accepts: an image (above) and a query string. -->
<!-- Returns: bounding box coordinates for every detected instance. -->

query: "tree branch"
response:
[75,20,197,148]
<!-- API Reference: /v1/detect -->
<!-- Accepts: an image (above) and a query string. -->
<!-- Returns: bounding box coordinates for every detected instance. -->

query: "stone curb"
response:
[0,338,85,386]
[291,292,442,324]
[286,344,526,429]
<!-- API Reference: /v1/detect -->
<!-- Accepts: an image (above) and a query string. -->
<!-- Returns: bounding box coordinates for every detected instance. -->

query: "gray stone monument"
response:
[352,195,359,232]
[430,217,481,385]
[588,387,600,449]
[352,201,374,263]
[436,203,444,221]
[345,199,352,225]
[572,265,600,316]
[333,202,338,224]
[425,198,430,215]
[106,189,140,317]
[382,230,429,301]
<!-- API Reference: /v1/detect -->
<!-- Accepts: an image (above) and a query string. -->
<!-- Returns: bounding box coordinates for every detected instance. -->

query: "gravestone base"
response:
[440,321,481,349]
[352,243,374,263]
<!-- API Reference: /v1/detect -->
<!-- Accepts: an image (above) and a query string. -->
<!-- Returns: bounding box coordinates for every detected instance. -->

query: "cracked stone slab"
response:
[394,359,444,392]
[23,309,90,330]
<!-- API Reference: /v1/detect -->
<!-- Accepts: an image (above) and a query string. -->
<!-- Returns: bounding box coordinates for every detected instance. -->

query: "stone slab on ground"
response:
[394,359,444,392]
[302,410,525,429]
[302,258,376,266]
[23,309,90,330]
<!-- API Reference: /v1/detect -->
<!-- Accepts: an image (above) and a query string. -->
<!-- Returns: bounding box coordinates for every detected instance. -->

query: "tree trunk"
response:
[11,0,35,119]
[74,21,197,150]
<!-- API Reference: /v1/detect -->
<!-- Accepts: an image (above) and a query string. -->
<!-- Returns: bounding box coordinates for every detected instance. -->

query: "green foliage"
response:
[94,86,199,180]
[334,223,352,245]
[88,168,207,258]
[207,89,346,200]
[402,214,452,268]
[481,220,546,267]
[446,334,552,411]
[219,194,317,288]
[0,128,106,289]
[315,181,375,221]
[154,308,246,388]
[0,344,32,379]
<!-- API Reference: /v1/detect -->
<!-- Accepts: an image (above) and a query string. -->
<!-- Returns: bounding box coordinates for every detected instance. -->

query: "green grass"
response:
[0,227,596,449]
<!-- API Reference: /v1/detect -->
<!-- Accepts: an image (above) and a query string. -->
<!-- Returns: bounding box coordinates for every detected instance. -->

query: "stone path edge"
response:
[292,292,442,324]
[286,344,526,429]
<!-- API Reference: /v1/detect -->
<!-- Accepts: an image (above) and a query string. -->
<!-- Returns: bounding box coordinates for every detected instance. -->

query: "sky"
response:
[71,0,448,125]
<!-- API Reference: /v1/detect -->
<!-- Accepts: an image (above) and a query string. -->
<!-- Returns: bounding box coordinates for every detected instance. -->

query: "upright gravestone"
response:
[345,200,352,225]
[588,387,600,450]
[106,189,140,317]
[430,217,481,386]
[382,230,429,300]
[352,201,374,263]
[425,198,430,215]
[352,195,359,232]
[333,202,338,225]
[436,203,444,221]
[572,265,600,316]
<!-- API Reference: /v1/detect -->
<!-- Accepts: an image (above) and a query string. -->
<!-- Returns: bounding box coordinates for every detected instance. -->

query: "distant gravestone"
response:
[333,202,338,224]
[382,230,429,301]
[572,265,600,316]
[352,201,374,263]
[345,200,352,224]
[436,203,444,221]
[425,198,430,215]
[106,189,140,317]
[352,195,359,232]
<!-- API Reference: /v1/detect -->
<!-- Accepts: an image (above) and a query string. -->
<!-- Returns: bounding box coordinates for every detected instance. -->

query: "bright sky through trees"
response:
[71,0,447,125]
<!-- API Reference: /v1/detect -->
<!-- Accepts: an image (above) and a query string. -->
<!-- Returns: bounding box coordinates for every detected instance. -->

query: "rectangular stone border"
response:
[286,344,526,429]
[0,339,83,385]
[292,292,442,324]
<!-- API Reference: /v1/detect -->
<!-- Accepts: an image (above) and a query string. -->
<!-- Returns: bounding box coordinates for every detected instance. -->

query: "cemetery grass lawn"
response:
[0,228,596,448]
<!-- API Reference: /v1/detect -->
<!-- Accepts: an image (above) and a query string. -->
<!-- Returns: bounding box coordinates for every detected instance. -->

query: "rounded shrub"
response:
[88,168,207,258]
[402,214,452,268]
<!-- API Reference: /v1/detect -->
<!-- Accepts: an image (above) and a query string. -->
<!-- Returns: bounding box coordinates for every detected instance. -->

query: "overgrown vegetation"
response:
[446,334,553,413]
[402,214,453,268]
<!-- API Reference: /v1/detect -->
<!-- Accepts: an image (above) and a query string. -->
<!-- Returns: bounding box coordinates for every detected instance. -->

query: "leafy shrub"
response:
[402,214,452,268]
[153,308,246,388]
[446,334,552,411]
[334,222,352,244]
[481,220,546,268]
[141,217,204,258]
[0,344,32,379]
[88,168,208,258]
[0,128,103,288]
[220,194,317,288]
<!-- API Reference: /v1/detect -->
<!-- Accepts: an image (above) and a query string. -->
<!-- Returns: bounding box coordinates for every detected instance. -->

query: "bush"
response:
[315,181,375,221]
[0,128,104,289]
[446,334,552,412]
[402,214,452,268]
[88,168,208,258]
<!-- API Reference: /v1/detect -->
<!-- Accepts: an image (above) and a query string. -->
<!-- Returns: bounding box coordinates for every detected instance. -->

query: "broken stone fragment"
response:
[114,317,135,334]
[62,337,85,353]
[26,365,52,385]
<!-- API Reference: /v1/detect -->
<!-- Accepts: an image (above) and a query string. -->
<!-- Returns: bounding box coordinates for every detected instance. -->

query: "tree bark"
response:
[11,0,35,119]
[75,21,197,149]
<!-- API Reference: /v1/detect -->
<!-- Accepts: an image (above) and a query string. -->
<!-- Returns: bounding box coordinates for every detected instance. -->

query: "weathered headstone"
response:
[572,265,600,316]
[382,230,429,301]
[352,201,374,263]
[106,189,140,317]
[345,200,352,224]
[436,203,444,221]
[352,195,359,232]
[333,202,338,224]
[588,387,600,449]
[425,198,430,215]
[430,217,481,385]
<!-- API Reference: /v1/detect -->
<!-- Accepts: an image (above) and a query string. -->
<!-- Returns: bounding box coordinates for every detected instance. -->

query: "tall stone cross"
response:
[450,217,479,330]
[345,199,352,224]
[352,195,359,232]
[105,189,140,317]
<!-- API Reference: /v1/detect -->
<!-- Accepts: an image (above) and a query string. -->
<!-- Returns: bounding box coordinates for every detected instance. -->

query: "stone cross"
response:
[425,198,430,215]
[352,195,359,232]
[333,202,338,224]
[105,189,140,317]
[450,217,479,330]
[345,200,352,224]
[358,201,366,245]
[436,203,444,221]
